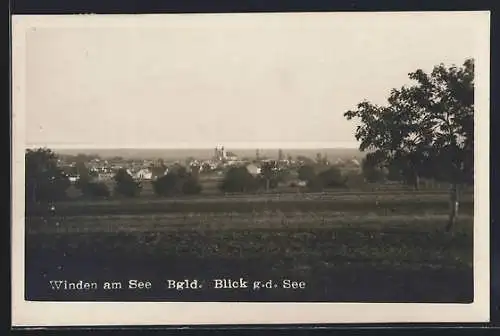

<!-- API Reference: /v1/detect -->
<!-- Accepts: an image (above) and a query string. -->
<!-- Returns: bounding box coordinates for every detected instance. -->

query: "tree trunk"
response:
[445,183,460,232]
[266,178,270,191]
[413,174,420,191]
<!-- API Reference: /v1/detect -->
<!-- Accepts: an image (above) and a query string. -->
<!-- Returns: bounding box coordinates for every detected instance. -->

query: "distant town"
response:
[53,145,363,194]
[57,145,362,184]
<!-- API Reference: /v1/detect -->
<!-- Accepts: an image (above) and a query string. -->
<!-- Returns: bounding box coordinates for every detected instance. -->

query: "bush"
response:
[152,171,202,196]
[305,167,347,191]
[344,171,367,189]
[318,167,347,188]
[81,182,110,199]
[361,156,387,183]
[114,169,142,198]
[306,177,324,191]
[297,165,316,182]
[25,148,70,204]
[152,173,181,196]
[182,176,202,195]
[220,167,259,193]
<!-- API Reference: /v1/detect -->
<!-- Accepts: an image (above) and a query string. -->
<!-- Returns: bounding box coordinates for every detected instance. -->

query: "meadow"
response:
[25,190,474,302]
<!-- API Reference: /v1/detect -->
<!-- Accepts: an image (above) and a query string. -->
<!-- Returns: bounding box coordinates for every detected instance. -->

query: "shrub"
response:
[113,169,142,198]
[220,167,259,193]
[182,176,202,195]
[81,182,110,199]
[152,173,181,196]
[153,171,202,196]
[318,167,347,188]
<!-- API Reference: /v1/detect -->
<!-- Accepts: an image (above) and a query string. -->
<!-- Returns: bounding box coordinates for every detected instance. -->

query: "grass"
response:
[27,190,474,216]
[24,192,474,303]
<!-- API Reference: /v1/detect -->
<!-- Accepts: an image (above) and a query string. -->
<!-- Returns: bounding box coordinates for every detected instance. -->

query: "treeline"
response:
[25,146,462,206]
[25,148,364,204]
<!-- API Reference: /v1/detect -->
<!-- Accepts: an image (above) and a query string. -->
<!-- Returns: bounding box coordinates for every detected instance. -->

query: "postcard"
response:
[11,11,490,326]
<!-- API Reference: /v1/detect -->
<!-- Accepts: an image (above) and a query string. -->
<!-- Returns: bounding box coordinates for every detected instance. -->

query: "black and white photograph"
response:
[11,12,490,326]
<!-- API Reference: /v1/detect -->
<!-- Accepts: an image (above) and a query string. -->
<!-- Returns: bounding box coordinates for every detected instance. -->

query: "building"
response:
[135,168,153,180]
[246,163,261,176]
[97,172,114,181]
[225,151,238,161]
[349,159,360,167]
[214,145,227,161]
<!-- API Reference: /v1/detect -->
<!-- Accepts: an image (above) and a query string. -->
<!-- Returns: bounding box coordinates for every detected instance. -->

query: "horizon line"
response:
[25,142,361,150]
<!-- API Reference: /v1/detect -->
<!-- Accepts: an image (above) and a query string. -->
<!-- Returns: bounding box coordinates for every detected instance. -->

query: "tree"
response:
[185,157,195,167]
[315,153,323,164]
[361,153,387,183]
[170,164,188,178]
[220,166,258,193]
[182,175,202,195]
[297,165,316,183]
[152,172,180,196]
[113,168,141,198]
[260,161,278,191]
[152,170,202,196]
[296,155,315,165]
[75,161,92,189]
[344,59,474,231]
[201,162,213,173]
[318,166,347,189]
[81,182,110,199]
[25,148,70,205]
[345,171,367,189]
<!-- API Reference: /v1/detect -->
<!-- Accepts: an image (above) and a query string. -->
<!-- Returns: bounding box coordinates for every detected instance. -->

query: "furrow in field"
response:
[26,212,473,234]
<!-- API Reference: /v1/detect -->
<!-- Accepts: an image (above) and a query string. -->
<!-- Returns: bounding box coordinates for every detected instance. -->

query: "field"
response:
[25,191,474,302]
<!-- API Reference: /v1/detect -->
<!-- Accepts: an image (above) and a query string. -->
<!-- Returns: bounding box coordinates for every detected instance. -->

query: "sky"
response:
[21,12,485,149]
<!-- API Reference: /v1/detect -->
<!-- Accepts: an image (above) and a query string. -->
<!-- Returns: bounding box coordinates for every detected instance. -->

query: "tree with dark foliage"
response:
[152,172,180,196]
[344,59,474,231]
[152,169,202,196]
[220,166,259,193]
[260,161,278,191]
[80,182,110,199]
[361,153,387,183]
[297,165,316,183]
[25,148,70,205]
[113,168,141,198]
[182,175,202,195]
[318,166,347,189]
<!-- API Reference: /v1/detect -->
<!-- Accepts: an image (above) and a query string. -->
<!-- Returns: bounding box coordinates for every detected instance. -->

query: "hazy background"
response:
[25,13,479,150]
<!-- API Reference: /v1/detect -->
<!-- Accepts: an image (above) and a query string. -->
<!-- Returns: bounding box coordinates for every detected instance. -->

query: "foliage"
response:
[170,164,188,178]
[201,163,213,173]
[74,162,92,189]
[152,169,202,196]
[297,164,346,190]
[361,153,388,183]
[81,182,110,199]
[25,148,70,203]
[152,173,181,196]
[296,155,315,165]
[297,165,316,183]
[317,166,347,188]
[344,171,367,189]
[182,176,203,195]
[344,59,474,188]
[260,161,279,190]
[220,166,259,193]
[113,169,142,198]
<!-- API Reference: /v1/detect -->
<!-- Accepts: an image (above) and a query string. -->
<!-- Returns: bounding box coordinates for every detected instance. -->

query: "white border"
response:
[11,12,491,326]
